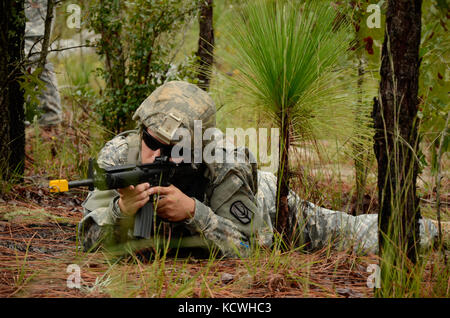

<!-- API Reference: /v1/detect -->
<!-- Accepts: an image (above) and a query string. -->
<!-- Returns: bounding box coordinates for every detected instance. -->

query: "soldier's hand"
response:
[149,185,195,222]
[117,182,152,216]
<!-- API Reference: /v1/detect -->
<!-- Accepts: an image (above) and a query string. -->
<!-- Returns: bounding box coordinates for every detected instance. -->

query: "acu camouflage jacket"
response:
[78,131,274,258]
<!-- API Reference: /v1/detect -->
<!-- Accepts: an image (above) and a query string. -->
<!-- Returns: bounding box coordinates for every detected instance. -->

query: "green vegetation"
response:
[1,0,447,299]
[217,0,375,243]
[87,0,201,133]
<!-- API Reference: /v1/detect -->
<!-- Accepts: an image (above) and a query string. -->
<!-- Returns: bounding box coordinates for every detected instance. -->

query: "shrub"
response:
[88,0,200,134]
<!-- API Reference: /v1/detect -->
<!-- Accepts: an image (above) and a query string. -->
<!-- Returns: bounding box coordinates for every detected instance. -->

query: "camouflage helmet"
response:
[132,81,216,145]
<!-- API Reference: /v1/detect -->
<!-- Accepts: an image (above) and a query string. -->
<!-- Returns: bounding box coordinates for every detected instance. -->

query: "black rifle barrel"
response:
[68,179,94,189]
[59,157,207,240]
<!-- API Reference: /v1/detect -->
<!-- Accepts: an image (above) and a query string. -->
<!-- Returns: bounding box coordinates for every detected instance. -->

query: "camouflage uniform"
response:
[79,81,438,258]
[79,81,272,258]
[257,171,437,254]
[25,0,62,126]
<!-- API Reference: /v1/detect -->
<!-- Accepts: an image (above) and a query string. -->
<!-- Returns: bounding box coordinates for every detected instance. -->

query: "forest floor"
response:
[0,192,377,298]
[0,125,448,298]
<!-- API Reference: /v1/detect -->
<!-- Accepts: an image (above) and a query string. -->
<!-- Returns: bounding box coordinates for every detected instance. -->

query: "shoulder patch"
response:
[230,201,252,225]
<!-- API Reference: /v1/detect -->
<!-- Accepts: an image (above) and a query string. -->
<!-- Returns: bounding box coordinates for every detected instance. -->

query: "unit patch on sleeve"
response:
[230,201,252,224]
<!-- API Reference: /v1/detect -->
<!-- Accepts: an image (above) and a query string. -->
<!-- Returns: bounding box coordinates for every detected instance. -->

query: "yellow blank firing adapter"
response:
[49,180,69,193]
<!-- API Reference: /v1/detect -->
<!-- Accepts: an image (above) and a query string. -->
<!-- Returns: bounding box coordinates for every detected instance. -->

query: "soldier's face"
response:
[141,128,164,164]
[141,128,182,164]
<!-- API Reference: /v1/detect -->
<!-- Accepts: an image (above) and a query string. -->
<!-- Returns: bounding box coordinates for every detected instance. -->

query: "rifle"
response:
[49,156,208,239]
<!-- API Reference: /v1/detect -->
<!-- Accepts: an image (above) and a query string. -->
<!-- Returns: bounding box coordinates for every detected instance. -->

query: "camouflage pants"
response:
[24,36,62,126]
[257,170,438,254]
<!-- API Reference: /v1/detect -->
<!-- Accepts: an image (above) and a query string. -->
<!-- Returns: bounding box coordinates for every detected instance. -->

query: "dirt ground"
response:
[1,182,449,298]
[0,184,382,298]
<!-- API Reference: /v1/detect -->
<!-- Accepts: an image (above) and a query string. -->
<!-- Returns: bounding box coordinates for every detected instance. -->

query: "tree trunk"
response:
[0,0,26,182]
[373,0,422,264]
[196,0,214,91]
[276,113,292,247]
[354,56,368,215]
[0,1,10,180]
[37,0,54,73]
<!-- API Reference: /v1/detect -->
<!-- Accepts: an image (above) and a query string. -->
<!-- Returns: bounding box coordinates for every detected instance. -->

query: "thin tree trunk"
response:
[373,0,422,264]
[354,56,368,215]
[0,1,11,180]
[276,113,292,247]
[0,0,26,182]
[196,0,214,91]
[37,0,54,73]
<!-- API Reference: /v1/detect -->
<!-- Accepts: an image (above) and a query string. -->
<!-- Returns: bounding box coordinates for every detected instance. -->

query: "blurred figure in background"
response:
[25,0,62,127]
